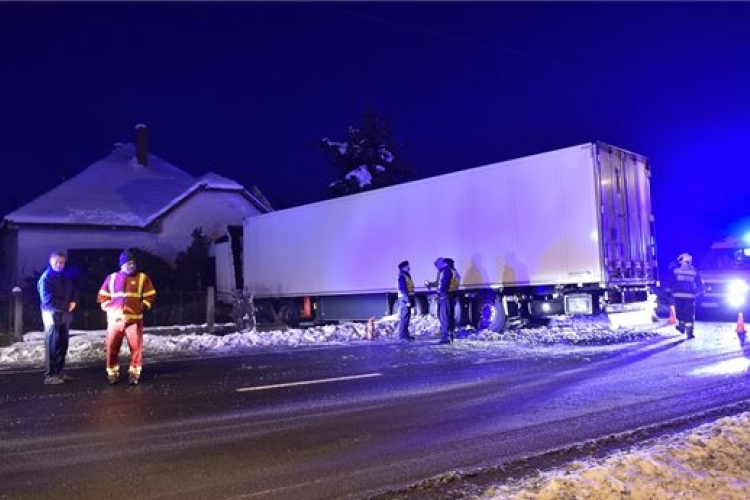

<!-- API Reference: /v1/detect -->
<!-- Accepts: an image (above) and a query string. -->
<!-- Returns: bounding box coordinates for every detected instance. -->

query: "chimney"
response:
[135,124,149,166]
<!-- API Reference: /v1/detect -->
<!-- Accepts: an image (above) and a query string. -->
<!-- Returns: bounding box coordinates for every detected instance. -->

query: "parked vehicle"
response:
[699,237,750,314]
[226,142,657,331]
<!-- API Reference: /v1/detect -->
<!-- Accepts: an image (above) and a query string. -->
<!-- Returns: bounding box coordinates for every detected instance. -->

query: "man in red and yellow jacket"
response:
[97,250,156,385]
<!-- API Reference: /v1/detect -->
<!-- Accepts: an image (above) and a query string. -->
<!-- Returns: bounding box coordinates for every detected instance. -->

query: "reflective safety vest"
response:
[449,268,460,293]
[397,271,415,298]
[97,271,156,322]
[437,268,460,297]
[672,265,703,298]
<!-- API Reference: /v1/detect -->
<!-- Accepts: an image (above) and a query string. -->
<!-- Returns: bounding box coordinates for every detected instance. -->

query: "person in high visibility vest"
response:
[426,257,459,344]
[443,257,461,337]
[396,260,415,342]
[97,250,156,385]
[669,253,704,339]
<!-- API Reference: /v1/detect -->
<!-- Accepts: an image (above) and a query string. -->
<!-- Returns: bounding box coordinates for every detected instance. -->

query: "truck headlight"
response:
[726,279,750,308]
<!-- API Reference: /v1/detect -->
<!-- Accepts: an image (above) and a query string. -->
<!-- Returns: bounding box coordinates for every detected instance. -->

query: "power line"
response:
[306,2,613,80]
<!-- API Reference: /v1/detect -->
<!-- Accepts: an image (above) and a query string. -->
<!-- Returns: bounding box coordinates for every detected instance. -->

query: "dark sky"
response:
[1,2,749,271]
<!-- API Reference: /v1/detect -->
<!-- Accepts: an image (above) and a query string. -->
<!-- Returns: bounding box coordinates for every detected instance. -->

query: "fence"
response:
[0,288,236,340]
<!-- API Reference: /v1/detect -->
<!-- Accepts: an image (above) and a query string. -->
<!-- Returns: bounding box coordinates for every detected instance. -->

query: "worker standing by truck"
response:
[443,258,461,337]
[426,257,459,344]
[669,253,704,339]
[396,260,415,342]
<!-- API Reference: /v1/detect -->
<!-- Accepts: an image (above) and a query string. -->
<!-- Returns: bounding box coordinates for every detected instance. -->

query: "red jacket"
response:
[97,271,156,322]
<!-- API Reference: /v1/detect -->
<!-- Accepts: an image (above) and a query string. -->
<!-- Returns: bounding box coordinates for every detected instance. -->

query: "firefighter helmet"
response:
[678,253,693,264]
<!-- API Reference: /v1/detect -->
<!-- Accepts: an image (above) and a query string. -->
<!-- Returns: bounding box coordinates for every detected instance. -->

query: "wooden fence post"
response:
[206,286,215,333]
[12,287,23,342]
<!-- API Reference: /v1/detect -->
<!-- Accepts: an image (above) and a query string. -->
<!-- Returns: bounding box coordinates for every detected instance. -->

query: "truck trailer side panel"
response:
[244,143,617,298]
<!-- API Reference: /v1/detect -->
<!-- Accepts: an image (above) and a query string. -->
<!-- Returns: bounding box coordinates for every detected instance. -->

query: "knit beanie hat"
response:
[398,260,409,270]
[119,250,135,267]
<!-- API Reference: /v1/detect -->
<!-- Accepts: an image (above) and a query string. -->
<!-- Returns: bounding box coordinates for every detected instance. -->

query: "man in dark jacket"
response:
[426,257,459,344]
[396,260,415,341]
[37,250,79,385]
[443,258,461,335]
[670,253,704,339]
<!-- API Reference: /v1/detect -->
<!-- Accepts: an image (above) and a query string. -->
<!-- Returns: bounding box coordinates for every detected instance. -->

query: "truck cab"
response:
[699,237,750,314]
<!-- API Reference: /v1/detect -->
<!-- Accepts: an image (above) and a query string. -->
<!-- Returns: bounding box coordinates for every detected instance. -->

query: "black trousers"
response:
[674,297,696,324]
[438,296,453,340]
[45,321,70,377]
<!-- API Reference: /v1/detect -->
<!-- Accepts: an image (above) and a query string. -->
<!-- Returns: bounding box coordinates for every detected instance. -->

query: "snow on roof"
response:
[3,144,255,228]
[198,172,244,190]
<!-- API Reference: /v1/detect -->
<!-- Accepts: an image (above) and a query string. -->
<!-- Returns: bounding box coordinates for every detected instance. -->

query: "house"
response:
[0,124,272,297]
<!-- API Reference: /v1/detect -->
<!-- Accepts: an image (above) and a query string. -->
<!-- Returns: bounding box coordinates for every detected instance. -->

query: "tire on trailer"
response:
[454,297,469,326]
[473,296,507,333]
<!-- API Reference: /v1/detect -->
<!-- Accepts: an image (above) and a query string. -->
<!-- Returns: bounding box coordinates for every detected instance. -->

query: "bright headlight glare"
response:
[726,279,750,308]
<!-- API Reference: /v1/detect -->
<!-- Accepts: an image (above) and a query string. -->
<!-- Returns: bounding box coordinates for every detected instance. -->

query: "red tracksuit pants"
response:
[106,319,144,376]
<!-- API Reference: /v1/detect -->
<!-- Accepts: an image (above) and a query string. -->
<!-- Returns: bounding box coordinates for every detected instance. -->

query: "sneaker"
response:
[129,375,140,386]
[59,372,74,382]
[107,374,119,385]
[44,375,65,385]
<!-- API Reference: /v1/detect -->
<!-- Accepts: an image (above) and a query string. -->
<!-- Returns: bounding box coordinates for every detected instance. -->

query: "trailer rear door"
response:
[596,143,657,285]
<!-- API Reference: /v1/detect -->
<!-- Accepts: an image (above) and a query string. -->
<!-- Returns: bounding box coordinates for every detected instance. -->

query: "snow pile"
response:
[0,314,664,371]
[0,315,442,370]
[482,412,750,499]
[464,315,661,346]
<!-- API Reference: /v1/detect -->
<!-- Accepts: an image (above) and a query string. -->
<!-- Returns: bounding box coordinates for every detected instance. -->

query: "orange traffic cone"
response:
[736,312,746,344]
[667,305,677,325]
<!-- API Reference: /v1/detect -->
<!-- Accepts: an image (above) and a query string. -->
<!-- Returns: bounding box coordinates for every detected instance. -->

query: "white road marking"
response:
[235,372,382,392]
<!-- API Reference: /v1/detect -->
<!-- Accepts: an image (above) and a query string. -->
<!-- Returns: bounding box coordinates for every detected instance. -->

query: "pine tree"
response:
[321,109,413,198]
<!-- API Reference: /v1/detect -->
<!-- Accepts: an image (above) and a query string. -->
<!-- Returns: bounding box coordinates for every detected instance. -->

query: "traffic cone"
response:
[736,312,746,344]
[667,305,677,325]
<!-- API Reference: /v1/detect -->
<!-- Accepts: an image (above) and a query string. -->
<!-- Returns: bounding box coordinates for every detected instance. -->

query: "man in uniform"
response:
[396,260,415,341]
[670,253,704,339]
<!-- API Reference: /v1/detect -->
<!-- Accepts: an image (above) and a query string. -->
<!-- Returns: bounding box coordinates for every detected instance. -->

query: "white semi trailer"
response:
[240,142,658,331]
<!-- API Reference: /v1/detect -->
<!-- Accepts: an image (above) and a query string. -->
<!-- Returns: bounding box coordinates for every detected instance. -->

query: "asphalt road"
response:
[2,323,750,500]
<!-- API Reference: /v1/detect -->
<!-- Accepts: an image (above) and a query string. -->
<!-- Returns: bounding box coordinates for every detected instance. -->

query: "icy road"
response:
[1,321,750,500]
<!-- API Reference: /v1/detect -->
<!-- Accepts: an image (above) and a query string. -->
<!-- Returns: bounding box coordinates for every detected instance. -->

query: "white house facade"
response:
[0,125,271,291]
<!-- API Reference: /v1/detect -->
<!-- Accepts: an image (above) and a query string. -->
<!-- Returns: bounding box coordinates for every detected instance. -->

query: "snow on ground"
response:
[480,411,750,499]
[0,313,660,370]
[2,314,749,499]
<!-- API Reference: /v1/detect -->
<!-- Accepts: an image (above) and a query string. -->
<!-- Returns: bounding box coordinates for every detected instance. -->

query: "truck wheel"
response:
[454,298,468,326]
[475,297,507,333]
[278,303,300,328]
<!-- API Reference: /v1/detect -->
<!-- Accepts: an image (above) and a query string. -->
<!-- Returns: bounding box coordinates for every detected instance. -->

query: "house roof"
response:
[3,143,268,228]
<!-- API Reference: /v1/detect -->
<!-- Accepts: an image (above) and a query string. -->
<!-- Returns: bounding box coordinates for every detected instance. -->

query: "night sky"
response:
[1,2,749,273]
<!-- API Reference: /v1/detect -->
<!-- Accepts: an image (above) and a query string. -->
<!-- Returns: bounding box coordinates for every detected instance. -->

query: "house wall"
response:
[4,190,263,289]
[13,227,160,287]
[158,190,261,252]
